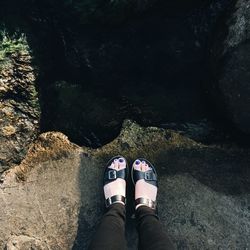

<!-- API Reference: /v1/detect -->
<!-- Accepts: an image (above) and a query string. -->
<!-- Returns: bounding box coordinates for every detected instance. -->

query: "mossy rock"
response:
[0,32,40,173]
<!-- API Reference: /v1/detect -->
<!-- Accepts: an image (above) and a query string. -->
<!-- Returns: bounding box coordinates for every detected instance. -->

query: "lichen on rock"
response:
[0,32,40,174]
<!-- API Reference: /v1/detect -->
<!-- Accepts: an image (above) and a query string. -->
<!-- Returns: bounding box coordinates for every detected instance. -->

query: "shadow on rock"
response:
[156,146,250,196]
[73,120,250,249]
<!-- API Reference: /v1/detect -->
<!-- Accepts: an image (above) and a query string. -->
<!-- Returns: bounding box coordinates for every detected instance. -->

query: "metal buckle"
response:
[108,170,117,180]
[145,171,152,180]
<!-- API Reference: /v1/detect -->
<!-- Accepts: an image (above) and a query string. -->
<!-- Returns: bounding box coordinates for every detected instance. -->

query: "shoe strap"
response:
[104,168,126,185]
[134,170,157,181]
[133,169,158,187]
[105,195,126,208]
[135,197,156,210]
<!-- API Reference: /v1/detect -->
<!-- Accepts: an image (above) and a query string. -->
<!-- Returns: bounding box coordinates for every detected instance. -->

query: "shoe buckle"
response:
[108,170,117,180]
[145,172,152,181]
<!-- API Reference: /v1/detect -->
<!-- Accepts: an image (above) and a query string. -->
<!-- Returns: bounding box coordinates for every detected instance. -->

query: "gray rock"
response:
[6,235,49,250]
[210,0,250,134]
[0,120,249,249]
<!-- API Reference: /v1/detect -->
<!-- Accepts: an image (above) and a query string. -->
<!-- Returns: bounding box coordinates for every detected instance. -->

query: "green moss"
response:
[0,31,40,114]
[0,32,29,68]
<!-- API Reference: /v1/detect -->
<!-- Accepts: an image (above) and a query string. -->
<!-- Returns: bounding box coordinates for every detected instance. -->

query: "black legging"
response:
[88,203,175,250]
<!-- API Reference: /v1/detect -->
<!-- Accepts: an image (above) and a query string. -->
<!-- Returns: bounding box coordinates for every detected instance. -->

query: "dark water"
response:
[1,0,236,147]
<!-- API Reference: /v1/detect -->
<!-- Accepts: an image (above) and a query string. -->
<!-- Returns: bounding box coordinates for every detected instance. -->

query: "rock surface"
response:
[210,0,250,134]
[0,2,250,249]
[0,120,249,249]
[31,0,231,147]
[0,36,40,173]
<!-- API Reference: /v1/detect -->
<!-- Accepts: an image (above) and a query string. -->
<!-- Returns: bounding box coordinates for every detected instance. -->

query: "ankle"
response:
[135,197,157,210]
[135,204,144,210]
[113,201,125,206]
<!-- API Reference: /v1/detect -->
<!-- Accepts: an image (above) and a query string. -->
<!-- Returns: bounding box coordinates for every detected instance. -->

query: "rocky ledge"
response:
[0,120,249,249]
[0,35,40,174]
[1,1,250,249]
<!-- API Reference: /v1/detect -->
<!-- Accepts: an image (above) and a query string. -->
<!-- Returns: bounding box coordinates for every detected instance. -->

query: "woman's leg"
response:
[88,156,128,250]
[132,159,175,250]
[136,206,175,250]
[88,203,126,250]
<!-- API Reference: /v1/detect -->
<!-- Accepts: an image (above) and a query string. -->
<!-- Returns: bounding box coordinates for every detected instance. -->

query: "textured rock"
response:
[210,0,250,134]
[0,120,249,249]
[0,35,40,173]
[6,235,49,250]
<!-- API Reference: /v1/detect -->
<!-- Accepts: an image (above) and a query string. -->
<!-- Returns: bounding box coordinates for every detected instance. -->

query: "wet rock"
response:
[210,0,250,134]
[0,35,40,173]
[0,120,249,249]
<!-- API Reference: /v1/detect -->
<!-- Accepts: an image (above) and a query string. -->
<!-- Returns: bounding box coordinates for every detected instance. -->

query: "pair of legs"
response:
[88,157,175,250]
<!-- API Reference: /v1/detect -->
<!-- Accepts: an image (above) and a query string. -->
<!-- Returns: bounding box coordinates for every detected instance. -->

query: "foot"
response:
[133,159,158,209]
[104,157,126,205]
